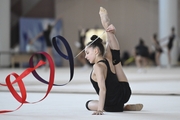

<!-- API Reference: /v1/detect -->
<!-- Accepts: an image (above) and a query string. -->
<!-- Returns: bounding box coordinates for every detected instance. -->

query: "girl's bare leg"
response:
[142,57,148,68]
[135,56,142,68]
[47,47,53,59]
[156,52,160,66]
[45,47,54,69]
[99,7,127,82]
[99,7,110,29]
[99,7,143,111]
[124,104,143,111]
[86,100,99,111]
[87,100,143,111]
[167,49,171,66]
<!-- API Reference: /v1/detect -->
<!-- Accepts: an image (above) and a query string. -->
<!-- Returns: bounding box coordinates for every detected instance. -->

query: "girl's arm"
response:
[30,32,43,44]
[93,64,107,115]
[106,24,120,50]
[51,16,62,28]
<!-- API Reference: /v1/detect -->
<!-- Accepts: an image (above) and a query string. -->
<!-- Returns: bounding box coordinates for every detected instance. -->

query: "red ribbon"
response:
[0,35,74,114]
[0,52,53,113]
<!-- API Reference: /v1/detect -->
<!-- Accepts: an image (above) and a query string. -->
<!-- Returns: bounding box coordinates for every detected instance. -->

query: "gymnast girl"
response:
[31,17,61,65]
[85,7,143,115]
[152,33,163,67]
[167,27,176,66]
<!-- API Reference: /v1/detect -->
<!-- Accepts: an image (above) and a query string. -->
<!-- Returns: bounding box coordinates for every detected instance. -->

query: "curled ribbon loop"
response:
[0,60,46,113]
[52,35,74,83]
[29,52,55,86]
[0,35,74,114]
[30,35,74,86]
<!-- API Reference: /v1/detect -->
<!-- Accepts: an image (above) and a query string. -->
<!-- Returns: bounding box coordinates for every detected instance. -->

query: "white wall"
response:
[22,0,41,15]
[0,0,10,67]
[55,0,159,66]
[159,0,178,66]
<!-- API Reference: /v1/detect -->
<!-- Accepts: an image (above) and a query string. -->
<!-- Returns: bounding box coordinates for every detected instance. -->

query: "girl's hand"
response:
[106,24,116,34]
[92,110,104,115]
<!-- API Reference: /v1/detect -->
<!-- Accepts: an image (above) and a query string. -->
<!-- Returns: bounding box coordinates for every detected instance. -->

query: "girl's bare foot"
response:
[99,7,110,29]
[124,104,143,111]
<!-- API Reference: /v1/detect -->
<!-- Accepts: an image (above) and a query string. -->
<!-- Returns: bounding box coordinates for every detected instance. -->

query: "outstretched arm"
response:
[51,16,62,28]
[30,32,43,44]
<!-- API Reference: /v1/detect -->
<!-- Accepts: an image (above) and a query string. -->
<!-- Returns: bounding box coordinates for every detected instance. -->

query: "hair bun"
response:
[90,35,102,43]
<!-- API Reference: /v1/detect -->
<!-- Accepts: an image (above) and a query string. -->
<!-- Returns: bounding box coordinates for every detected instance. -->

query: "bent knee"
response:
[85,100,92,110]
[85,100,98,111]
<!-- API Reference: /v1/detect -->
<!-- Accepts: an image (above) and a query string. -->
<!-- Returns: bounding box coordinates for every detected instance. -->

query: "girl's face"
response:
[85,46,96,64]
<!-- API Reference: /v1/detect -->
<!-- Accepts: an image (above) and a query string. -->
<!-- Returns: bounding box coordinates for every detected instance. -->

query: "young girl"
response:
[152,33,163,67]
[85,7,143,115]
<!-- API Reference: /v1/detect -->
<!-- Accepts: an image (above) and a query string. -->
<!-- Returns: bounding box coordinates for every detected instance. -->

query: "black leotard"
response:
[168,34,175,50]
[90,59,131,112]
[43,29,52,47]
[135,45,149,58]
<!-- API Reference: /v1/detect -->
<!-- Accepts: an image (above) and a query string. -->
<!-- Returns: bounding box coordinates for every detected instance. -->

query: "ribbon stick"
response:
[74,30,106,58]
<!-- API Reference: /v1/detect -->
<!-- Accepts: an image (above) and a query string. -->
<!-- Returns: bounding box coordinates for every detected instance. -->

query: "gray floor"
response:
[0,66,180,120]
